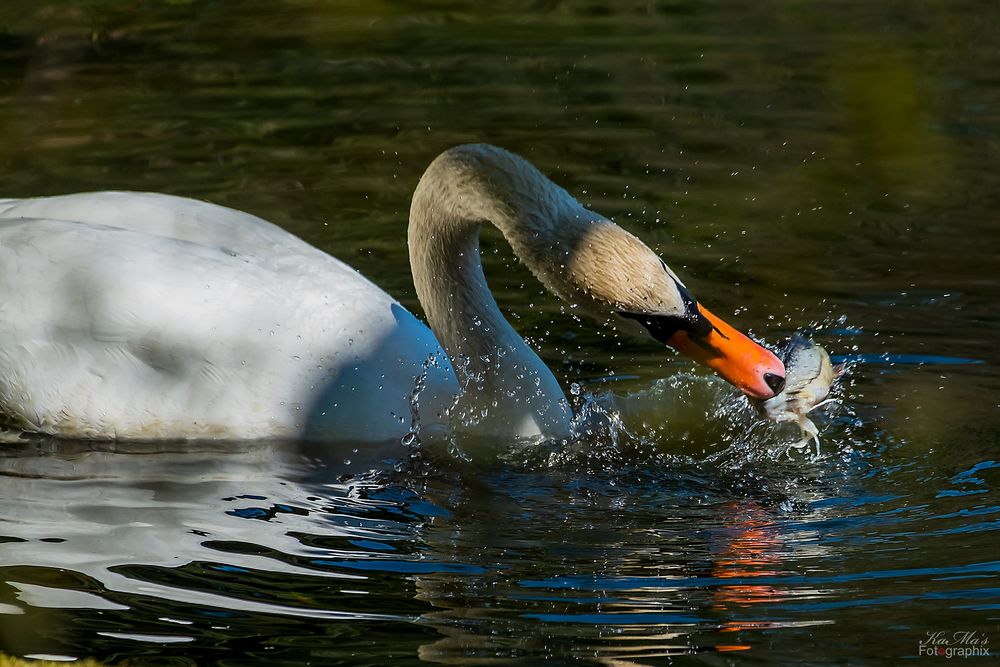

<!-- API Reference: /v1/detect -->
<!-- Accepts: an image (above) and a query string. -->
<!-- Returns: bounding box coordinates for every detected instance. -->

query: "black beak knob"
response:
[763,372,785,396]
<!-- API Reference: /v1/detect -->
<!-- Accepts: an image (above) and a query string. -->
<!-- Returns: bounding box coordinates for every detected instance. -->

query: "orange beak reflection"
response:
[667,303,785,400]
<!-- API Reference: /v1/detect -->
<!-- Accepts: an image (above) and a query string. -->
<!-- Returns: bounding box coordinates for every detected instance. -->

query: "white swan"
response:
[0,144,784,443]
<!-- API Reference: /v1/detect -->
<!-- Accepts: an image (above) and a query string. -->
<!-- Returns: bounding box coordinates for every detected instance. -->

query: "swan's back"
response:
[0,192,457,441]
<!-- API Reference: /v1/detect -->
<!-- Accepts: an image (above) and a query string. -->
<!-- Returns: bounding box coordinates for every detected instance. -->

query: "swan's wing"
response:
[0,191,315,259]
[0,218,456,440]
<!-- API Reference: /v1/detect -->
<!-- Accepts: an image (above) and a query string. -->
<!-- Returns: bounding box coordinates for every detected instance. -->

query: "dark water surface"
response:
[1,1,999,664]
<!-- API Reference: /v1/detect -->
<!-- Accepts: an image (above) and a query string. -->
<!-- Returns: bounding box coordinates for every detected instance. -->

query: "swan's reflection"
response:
[0,436,420,630]
[0,433,833,663]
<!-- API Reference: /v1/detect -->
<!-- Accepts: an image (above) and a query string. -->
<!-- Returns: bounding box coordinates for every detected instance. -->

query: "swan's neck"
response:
[408,146,584,440]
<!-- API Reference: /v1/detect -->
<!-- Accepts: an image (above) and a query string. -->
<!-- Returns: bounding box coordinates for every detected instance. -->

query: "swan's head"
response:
[410,143,786,400]
[557,220,786,400]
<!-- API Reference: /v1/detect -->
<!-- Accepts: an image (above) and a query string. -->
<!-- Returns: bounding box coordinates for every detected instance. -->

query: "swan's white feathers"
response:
[0,194,457,441]
[0,191,312,258]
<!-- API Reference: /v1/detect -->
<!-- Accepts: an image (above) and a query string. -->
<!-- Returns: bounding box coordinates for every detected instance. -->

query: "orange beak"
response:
[666,303,786,399]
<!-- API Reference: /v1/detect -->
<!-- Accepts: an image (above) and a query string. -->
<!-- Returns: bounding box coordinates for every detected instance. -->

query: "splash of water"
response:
[396,310,878,483]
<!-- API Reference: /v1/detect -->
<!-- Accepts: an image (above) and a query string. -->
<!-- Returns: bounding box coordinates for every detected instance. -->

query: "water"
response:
[1,1,999,664]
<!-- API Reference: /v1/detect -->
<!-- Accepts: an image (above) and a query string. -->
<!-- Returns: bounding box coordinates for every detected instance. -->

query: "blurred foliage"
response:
[833,43,947,188]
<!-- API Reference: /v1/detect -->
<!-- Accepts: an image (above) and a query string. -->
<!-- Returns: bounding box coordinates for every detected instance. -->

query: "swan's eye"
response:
[686,308,714,339]
[618,312,691,343]
[617,264,720,343]
[665,270,721,340]
[617,270,716,343]
[618,308,713,344]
